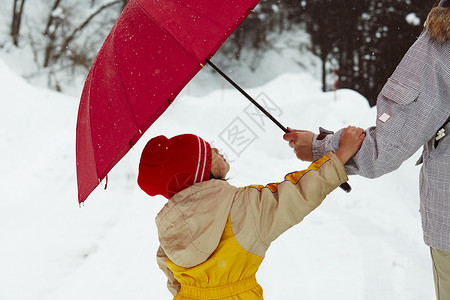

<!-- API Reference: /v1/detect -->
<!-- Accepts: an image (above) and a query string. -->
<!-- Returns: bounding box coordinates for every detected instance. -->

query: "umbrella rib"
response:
[110,24,142,148]
[135,0,200,63]
[86,61,103,183]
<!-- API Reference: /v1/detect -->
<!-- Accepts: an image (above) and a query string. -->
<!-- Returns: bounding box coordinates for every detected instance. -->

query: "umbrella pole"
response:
[204,58,352,193]
[205,58,288,134]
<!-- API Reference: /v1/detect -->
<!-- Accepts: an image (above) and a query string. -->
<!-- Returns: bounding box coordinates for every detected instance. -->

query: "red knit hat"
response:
[137,134,212,199]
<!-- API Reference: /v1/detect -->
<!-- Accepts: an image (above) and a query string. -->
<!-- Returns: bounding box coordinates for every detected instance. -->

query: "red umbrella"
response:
[76,0,265,203]
[76,0,350,203]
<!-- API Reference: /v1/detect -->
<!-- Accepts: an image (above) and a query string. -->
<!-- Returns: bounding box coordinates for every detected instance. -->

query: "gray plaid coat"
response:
[312,2,450,252]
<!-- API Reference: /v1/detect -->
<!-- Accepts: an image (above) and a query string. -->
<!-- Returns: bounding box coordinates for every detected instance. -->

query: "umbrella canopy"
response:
[76,0,260,203]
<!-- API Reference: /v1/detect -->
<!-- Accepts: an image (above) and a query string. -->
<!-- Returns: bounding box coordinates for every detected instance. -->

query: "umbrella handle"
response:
[205,59,288,134]
[204,58,351,193]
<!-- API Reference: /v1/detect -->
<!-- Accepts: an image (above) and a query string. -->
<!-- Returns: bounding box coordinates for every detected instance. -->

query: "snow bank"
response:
[0,58,434,300]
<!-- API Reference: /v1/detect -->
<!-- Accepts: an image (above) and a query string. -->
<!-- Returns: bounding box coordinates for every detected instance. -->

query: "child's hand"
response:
[335,126,366,164]
[283,127,315,161]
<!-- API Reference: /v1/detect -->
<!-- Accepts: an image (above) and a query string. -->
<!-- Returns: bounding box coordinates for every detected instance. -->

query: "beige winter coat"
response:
[156,152,348,298]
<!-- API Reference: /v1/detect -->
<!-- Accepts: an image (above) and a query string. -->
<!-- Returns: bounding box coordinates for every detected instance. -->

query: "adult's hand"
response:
[283,127,315,161]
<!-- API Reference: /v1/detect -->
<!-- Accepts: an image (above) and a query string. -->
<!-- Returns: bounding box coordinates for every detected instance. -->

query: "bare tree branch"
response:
[11,0,26,46]
[44,0,63,36]
[52,0,122,63]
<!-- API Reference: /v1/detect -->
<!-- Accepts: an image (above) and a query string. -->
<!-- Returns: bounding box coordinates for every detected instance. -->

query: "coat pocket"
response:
[376,78,420,136]
[380,78,420,105]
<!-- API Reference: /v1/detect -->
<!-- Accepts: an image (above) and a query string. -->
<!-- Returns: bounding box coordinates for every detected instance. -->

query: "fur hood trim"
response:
[425,5,450,42]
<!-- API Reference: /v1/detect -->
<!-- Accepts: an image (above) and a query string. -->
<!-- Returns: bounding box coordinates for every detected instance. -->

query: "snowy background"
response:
[0,43,436,299]
[0,1,436,296]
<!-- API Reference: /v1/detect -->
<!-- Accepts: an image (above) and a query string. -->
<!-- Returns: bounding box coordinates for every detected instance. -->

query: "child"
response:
[138,126,365,299]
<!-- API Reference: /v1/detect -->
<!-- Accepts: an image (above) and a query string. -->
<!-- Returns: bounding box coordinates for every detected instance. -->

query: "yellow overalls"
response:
[166,217,264,299]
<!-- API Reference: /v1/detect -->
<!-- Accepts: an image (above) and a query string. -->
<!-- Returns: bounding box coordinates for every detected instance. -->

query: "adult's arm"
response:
[312,30,450,178]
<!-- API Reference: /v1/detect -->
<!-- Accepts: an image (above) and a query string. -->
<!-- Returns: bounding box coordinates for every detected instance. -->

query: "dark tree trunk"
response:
[10,0,26,46]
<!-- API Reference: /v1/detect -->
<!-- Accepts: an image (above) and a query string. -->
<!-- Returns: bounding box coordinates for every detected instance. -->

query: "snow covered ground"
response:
[0,55,435,300]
